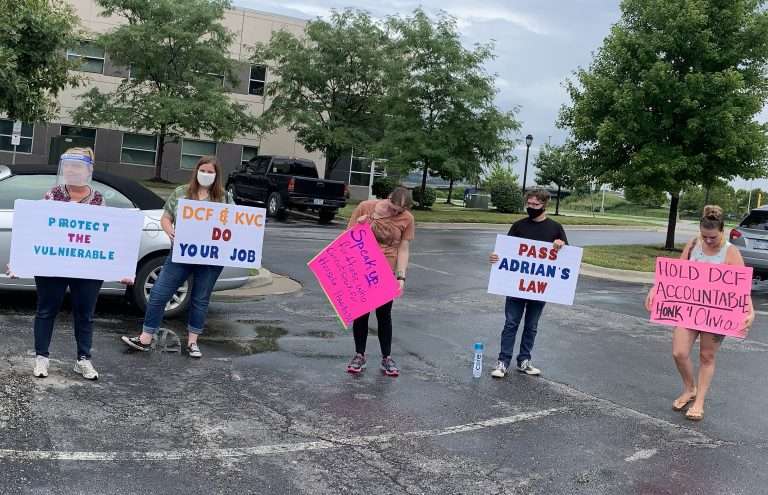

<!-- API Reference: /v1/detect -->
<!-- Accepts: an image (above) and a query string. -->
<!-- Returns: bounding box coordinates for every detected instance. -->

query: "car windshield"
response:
[0,175,135,209]
[292,162,318,178]
[740,210,768,230]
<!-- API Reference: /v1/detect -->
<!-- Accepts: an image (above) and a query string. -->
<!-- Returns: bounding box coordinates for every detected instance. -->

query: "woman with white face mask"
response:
[122,156,233,358]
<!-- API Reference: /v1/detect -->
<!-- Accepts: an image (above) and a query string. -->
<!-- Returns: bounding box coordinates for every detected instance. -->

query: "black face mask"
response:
[526,207,544,219]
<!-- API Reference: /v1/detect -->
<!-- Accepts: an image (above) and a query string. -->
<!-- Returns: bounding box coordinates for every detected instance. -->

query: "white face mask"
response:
[197,170,216,187]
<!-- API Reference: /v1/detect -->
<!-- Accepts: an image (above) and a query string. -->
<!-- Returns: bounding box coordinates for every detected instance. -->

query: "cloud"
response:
[441,5,553,36]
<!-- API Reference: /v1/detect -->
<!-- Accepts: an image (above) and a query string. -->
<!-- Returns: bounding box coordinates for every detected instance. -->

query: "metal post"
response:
[522,144,531,195]
[368,160,376,200]
[11,144,17,165]
[600,185,606,213]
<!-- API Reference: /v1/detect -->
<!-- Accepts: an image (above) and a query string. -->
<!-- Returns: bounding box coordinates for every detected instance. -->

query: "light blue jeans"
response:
[142,256,223,335]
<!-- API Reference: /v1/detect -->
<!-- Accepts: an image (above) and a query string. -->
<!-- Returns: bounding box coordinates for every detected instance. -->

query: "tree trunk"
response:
[420,160,429,197]
[447,178,454,205]
[704,186,710,205]
[154,126,166,181]
[665,191,680,250]
[324,147,342,180]
[555,183,561,215]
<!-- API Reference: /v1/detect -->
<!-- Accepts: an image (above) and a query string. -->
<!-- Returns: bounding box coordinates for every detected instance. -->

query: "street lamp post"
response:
[521,134,533,195]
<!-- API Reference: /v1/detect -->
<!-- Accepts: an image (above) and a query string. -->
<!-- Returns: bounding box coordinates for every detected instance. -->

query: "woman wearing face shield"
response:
[31,148,108,380]
[645,205,755,421]
[122,156,232,358]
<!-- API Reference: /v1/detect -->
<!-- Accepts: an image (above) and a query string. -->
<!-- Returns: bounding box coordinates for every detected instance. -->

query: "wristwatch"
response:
[396,271,406,281]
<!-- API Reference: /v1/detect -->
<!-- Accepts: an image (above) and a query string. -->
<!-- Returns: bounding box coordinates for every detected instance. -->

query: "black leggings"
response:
[352,301,394,356]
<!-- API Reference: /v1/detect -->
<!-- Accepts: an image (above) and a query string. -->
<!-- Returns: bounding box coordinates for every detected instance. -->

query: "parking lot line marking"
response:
[408,262,452,276]
[0,408,565,462]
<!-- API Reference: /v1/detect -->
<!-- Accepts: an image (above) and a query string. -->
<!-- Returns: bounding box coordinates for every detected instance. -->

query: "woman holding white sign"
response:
[346,187,415,377]
[645,205,755,421]
[121,156,233,358]
[16,148,127,380]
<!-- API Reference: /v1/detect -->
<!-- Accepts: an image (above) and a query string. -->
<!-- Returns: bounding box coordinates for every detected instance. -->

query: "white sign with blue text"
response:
[9,199,144,281]
[172,199,266,269]
[487,235,583,305]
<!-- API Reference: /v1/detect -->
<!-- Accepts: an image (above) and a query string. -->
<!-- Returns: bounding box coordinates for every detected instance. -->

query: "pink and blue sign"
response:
[308,223,401,328]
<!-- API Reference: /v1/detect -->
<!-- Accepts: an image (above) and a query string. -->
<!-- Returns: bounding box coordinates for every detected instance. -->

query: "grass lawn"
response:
[339,201,657,226]
[582,244,684,272]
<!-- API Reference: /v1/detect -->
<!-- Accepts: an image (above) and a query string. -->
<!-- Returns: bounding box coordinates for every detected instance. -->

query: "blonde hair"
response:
[699,204,726,247]
[62,147,95,162]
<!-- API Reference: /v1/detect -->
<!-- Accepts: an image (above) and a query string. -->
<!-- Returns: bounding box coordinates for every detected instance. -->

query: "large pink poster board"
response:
[649,257,752,338]
[308,223,401,327]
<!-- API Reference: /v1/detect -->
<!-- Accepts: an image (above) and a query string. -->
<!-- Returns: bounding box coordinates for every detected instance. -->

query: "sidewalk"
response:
[212,269,302,300]
[580,263,654,284]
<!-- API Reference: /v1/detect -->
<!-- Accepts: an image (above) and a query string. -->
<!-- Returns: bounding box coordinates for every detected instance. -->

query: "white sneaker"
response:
[517,360,541,376]
[74,359,99,380]
[33,356,49,378]
[490,361,508,378]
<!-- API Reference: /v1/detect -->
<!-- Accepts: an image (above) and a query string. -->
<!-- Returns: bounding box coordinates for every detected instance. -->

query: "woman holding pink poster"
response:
[645,205,755,421]
[345,187,415,377]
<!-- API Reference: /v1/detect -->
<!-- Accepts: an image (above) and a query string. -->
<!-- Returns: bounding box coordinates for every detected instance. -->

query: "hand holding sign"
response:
[649,257,753,338]
[308,223,400,328]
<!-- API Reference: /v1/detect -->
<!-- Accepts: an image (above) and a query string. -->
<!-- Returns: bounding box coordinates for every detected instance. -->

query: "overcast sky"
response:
[234,0,766,190]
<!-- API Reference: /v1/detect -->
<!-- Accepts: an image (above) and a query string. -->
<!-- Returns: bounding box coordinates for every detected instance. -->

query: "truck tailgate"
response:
[294,178,346,200]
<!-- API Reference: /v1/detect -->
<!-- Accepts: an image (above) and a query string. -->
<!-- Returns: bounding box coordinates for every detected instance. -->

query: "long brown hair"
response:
[186,155,225,202]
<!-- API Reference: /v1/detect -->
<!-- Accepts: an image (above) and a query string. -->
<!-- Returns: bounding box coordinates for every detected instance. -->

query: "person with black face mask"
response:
[488,189,568,377]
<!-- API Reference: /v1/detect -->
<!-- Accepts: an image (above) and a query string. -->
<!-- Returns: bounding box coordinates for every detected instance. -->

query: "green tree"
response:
[72,0,255,181]
[382,10,519,198]
[680,181,738,217]
[624,184,667,208]
[534,143,581,215]
[0,0,79,121]
[252,10,393,178]
[560,0,768,249]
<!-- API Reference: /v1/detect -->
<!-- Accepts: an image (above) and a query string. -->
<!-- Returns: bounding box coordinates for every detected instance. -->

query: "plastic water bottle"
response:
[473,342,484,378]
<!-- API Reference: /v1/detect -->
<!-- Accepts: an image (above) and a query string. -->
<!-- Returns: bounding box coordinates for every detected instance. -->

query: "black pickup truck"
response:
[226,155,347,224]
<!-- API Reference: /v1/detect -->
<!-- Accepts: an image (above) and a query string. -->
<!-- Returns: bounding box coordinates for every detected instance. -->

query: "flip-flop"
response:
[672,395,697,411]
[685,409,704,421]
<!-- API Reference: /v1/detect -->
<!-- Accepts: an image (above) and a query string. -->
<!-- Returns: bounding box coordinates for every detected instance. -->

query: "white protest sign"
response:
[487,235,583,305]
[172,199,266,269]
[9,199,144,281]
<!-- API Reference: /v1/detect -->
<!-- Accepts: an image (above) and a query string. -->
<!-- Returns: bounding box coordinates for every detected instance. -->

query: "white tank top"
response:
[690,239,730,264]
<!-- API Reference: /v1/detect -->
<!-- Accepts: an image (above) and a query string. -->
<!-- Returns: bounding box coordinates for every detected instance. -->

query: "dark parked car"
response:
[226,155,347,224]
[0,165,249,317]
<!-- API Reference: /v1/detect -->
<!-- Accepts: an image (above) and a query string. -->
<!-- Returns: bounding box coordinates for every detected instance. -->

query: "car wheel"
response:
[132,255,191,318]
[318,208,336,224]
[267,192,287,220]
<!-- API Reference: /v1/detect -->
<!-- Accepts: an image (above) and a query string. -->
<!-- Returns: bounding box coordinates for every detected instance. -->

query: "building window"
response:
[249,65,266,96]
[241,146,259,165]
[181,139,216,169]
[0,119,34,153]
[67,41,105,74]
[60,125,97,140]
[348,156,385,186]
[121,133,158,167]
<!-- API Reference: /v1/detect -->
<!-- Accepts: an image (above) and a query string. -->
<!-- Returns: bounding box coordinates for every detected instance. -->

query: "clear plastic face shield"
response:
[57,153,93,187]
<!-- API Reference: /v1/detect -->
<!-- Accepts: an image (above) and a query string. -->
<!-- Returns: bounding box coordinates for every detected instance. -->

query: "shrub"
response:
[372,176,398,199]
[484,164,522,213]
[412,186,437,209]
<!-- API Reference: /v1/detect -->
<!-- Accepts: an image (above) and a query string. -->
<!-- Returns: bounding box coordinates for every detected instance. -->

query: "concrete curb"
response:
[580,263,654,284]
[414,222,662,232]
[212,269,303,300]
